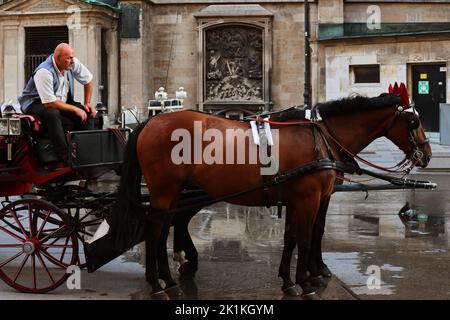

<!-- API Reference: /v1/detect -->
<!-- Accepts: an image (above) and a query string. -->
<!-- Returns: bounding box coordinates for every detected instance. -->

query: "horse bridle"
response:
[386,104,429,163]
[317,103,429,173]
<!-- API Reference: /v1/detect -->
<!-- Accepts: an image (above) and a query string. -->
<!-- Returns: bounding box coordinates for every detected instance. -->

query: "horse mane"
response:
[317,93,401,117]
[269,107,309,122]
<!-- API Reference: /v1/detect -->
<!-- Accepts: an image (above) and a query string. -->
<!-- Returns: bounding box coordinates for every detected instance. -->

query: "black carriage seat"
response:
[12,114,63,164]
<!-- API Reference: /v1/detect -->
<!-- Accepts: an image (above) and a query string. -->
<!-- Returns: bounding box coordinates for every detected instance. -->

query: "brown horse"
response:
[107,92,431,299]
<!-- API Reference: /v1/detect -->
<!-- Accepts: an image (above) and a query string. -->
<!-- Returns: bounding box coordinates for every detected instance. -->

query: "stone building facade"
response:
[1,0,450,133]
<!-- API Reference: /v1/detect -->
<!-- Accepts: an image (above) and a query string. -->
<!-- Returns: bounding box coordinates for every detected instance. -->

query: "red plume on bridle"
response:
[389,82,410,106]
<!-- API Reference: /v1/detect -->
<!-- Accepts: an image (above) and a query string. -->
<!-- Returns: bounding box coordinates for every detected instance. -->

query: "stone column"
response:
[88,22,100,108]
[70,22,100,106]
[17,24,25,94]
[3,23,20,103]
[107,27,119,118]
[0,23,4,101]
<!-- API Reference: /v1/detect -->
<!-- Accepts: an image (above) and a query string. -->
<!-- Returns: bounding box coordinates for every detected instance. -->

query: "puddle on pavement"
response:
[2,173,448,298]
[177,195,449,298]
[322,252,400,295]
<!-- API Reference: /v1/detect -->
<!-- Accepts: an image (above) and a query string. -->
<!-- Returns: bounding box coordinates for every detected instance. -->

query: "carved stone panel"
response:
[204,25,263,102]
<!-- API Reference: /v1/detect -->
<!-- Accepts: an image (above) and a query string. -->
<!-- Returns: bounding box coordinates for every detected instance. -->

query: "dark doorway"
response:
[100,29,109,107]
[412,64,446,132]
[25,26,69,81]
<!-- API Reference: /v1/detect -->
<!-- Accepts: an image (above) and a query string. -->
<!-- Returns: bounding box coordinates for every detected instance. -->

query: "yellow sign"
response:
[420,73,428,79]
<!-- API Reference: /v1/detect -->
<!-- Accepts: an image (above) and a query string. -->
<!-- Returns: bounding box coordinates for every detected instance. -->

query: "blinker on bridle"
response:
[394,104,429,160]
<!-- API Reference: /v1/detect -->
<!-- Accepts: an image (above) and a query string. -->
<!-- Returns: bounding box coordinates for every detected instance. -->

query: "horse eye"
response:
[411,120,419,129]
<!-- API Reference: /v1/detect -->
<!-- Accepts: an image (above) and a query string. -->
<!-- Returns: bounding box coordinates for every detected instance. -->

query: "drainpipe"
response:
[303,0,311,109]
[117,8,122,118]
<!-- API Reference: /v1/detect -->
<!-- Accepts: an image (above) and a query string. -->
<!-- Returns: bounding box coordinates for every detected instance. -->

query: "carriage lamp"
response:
[0,104,22,160]
[0,118,21,161]
[176,86,187,105]
[7,119,21,136]
[0,118,21,136]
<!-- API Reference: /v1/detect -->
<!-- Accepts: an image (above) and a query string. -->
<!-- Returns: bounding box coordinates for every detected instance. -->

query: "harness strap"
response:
[144,159,359,221]
[258,120,272,209]
[315,123,337,161]
[255,119,285,218]
[312,124,321,160]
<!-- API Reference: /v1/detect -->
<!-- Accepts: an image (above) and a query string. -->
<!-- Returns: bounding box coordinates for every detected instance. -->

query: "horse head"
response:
[384,83,432,168]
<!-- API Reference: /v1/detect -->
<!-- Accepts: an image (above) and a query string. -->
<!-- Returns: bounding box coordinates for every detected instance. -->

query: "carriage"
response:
[0,103,130,293]
[0,83,438,298]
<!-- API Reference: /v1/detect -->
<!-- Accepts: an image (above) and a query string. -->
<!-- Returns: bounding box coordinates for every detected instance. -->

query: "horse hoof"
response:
[310,276,328,288]
[150,290,170,300]
[179,264,197,278]
[320,266,332,278]
[282,285,301,296]
[302,292,321,300]
[165,285,184,298]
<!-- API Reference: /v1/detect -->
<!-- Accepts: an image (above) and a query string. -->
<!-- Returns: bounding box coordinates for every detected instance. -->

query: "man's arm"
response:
[72,58,96,118]
[34,68,87,121]
[83,80,95,117]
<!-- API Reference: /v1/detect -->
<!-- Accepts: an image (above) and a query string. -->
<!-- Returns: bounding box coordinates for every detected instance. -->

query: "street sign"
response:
[418,81,429,94]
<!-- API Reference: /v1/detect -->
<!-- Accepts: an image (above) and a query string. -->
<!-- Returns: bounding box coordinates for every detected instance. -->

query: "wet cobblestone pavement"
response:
[0,173,448,300]
[135,174,450,300]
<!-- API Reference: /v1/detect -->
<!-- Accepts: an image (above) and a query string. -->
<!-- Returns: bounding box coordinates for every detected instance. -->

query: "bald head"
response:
[54,43,75,72]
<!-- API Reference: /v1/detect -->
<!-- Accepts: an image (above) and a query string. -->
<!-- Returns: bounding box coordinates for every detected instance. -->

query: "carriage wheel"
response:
[68,207,104,244]
[0,199,78,293]
[62,207,104,267]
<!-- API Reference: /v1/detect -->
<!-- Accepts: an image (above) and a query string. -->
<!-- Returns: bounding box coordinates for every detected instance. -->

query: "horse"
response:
[107,91,431,299]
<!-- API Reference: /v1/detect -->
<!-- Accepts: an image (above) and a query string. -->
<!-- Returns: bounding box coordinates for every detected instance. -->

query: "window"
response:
[25,26,68,81]
[351,65,380,83]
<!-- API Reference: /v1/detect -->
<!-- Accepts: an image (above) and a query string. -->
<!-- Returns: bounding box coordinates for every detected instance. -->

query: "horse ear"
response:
[388,84,393,93]
[399,82,410,106]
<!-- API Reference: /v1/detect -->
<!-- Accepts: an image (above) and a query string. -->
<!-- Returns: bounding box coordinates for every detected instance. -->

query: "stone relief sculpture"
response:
[205,26,263,101]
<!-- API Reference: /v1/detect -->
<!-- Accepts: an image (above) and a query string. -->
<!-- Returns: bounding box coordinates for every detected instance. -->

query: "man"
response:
[18,43,97,161]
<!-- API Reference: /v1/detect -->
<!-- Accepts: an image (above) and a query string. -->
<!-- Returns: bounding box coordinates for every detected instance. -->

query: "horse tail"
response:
[107,119,150,250]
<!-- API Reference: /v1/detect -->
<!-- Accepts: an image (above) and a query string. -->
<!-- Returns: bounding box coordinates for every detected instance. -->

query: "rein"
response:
[140,105,430,221]
[142,160,361,221]
[248,115,414,174]
[143,158,435,222]
[319,118,415,174]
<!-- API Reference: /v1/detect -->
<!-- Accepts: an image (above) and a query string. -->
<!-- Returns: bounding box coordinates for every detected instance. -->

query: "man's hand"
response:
[74,107,88,122]
[84,102,97,118]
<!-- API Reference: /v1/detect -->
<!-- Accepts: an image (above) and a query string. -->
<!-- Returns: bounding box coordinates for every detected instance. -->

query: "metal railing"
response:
[25,54,48,81]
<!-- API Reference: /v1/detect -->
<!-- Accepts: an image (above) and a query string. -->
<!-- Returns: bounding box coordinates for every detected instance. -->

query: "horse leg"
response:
[145,220,169,299]
[278,205,300,296]
[156,219,184,298]
[173,209,200,278]
[308,196,332,287]
[142,175,184,293]
[316,197,333,278]
[292,197,321,299]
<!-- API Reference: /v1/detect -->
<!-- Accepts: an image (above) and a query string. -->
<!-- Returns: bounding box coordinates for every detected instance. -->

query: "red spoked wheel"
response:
[0,199,78,293]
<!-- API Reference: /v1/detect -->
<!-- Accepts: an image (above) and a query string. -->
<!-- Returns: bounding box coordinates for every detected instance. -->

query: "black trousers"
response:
[28,99,94,158]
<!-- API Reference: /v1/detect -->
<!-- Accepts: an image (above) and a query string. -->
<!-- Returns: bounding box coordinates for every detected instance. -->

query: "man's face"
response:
[56,49,75,71]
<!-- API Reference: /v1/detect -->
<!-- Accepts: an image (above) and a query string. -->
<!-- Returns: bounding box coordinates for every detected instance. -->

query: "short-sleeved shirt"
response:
[34,56,92,104]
